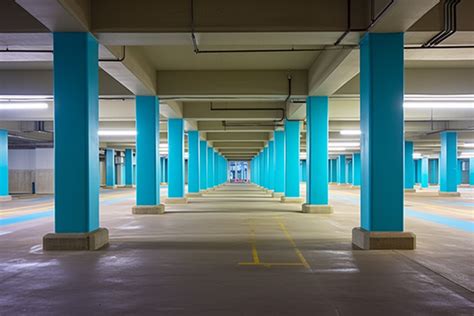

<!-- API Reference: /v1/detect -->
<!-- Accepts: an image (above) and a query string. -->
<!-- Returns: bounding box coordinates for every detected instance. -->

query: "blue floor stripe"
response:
[0,210,53,226]
[406,209,474,233]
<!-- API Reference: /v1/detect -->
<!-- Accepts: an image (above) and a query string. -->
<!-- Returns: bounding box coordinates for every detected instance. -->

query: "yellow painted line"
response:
[275,218,311,270]
[250,227,260,264]
[239,262,305,267]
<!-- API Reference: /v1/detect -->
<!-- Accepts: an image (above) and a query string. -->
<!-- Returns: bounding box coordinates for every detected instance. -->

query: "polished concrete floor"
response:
[1,183,473,315]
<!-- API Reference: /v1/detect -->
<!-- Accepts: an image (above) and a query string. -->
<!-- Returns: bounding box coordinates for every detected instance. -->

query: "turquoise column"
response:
[168,119,185,199]
[440,132,458,193]
[284,120,300,199]
[207,147,214,188]
[213,151,219,186]
[457,160,463,184]
[53,32,100,233]
[199,140,208,190]
[469,158,474,186]
[421,157,429,188]
[352,153,361,186]
[337,155,346,184]
[404,141,415,190]
[0,130,10,199]
[331,159,337,182]
[105,149,115,187]
[188,131,200,193]
[301,160,307,182]
[415,160,422,184]
[429,159,438,184]
[164,158,168,182]
[259,151,264,187]
[268,140,275,189]
[328,160,332,183]
[135,96,162,207]
[274,131,285,194]
[263,147,270,189]
[347,160,353,184]
[160,157,164,183]
[125,149,133,186]
[256,155,261,185]
[305,96,330,208]
[359,33,405,234]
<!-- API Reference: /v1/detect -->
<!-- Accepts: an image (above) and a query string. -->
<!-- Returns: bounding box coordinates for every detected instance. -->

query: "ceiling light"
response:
[0,102,48,110]
[403,102,474,109]
[340,130,361,135]
[459,152,474,158]
[462,143,474,148]
[329,142,359,147]
[98,130,136,136]
[412,153,422,159]
[329,147,346,151]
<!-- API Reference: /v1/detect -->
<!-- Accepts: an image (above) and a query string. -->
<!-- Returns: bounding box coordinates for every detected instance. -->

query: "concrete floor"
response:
[1,183,473,315]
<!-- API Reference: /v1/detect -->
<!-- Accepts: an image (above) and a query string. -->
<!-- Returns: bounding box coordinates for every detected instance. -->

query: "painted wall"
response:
[8,148,54,194]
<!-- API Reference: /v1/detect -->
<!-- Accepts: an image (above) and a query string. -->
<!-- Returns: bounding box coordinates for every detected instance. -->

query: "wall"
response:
[8,148,54,194]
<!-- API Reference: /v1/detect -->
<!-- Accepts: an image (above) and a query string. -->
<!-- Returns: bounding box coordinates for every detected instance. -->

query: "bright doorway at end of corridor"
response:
[229,161,249,183]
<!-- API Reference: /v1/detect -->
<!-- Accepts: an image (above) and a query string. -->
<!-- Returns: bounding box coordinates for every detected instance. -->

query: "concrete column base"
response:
[302,203,333,214]
[185,192,201,197]
[0,195,12,202]
[160,182,167,185]
[438,191,461,197]
[132,204,165,214]
[165,197,188,204]
[272,192,284,198]
[348,185,359,190]
[352,227,416,250]
[104,185,117,189]
[280,196,304,203]
[43,227,109,251]
[265,189,274,194]
[404,188,416,193]
[124,185,135,188]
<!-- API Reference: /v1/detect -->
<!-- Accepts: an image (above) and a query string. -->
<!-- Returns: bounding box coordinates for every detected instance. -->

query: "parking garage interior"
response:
[0,0,473,315]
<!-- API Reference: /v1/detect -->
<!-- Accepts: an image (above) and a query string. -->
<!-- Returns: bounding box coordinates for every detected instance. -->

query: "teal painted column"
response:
[164,158,168,182]
[199,140,208,190]
[268,140,275,189]
[359,33,405,233]
[352,153,361,186]
[429,159,438,184]
[160,157,164,183]
[328,160,332,183]
[188,131,200,193]
[337,155,346,184]
[284,120,300,198]
[421,157,429,188]
[301,160,307,182]
[53,32,100,233]
[259,151,264,187]
[415,159,422,184]
[331,159,337,182]
[404,141,415,190]
[105,149,115,187]
[469,158,474,186]
[135,96,162,207]
[0,130,10,199]
[274,131,285,193]
[213,151,219,186]
[168,119,185,199]
[207,147,214,188]
[457,159,463,184]
[125,149,133,186]
[305,96,330,208]
[347,160,353,184]
[440,132,458,193]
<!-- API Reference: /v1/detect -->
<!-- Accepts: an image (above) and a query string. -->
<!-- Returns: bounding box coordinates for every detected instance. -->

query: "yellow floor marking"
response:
[249,225,261,264]
[275,218,311,269]
[239,262,306,267]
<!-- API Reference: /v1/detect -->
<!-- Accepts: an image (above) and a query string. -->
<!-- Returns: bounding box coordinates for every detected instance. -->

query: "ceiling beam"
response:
[212,142,265,148]
[206,132,269,142]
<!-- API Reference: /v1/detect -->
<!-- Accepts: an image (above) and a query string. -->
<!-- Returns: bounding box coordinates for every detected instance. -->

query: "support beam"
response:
[167,119,186,203]
[124,148,133,187]
[282,120,302,203]
[105,148,116,188]
[43,32,108,250]
[303,96,332,213]
[187,131,200,195]
[199,140,208,191]
[133,96,164,214]
[421,157,429,189]
[274,131,285,196]
[353,33,415,250]
[404,141,415,191]
[0,130,11,201]
[352,153,361,187]
[439,132,459,196]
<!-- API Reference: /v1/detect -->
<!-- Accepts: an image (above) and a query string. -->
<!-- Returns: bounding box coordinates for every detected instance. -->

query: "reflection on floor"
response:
[1,183,473,315]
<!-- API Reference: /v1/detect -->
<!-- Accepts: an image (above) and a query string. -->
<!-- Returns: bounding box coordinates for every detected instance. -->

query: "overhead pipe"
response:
[0,46,127,62]
[422,0,461,48]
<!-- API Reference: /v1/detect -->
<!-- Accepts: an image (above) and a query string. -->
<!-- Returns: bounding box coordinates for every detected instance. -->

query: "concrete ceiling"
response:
[1,0,473,160]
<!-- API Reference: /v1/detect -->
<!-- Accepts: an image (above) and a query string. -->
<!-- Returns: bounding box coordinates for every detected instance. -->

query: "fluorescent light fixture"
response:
[329,142,359,147]
[98,130,136,136]
[462,143,474,148]
[159,143,168,148]
[340,130,361,135]
[403,102,474,109]
[412,153,422,159]
[0,102,48,110]
[329,147,346,151]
